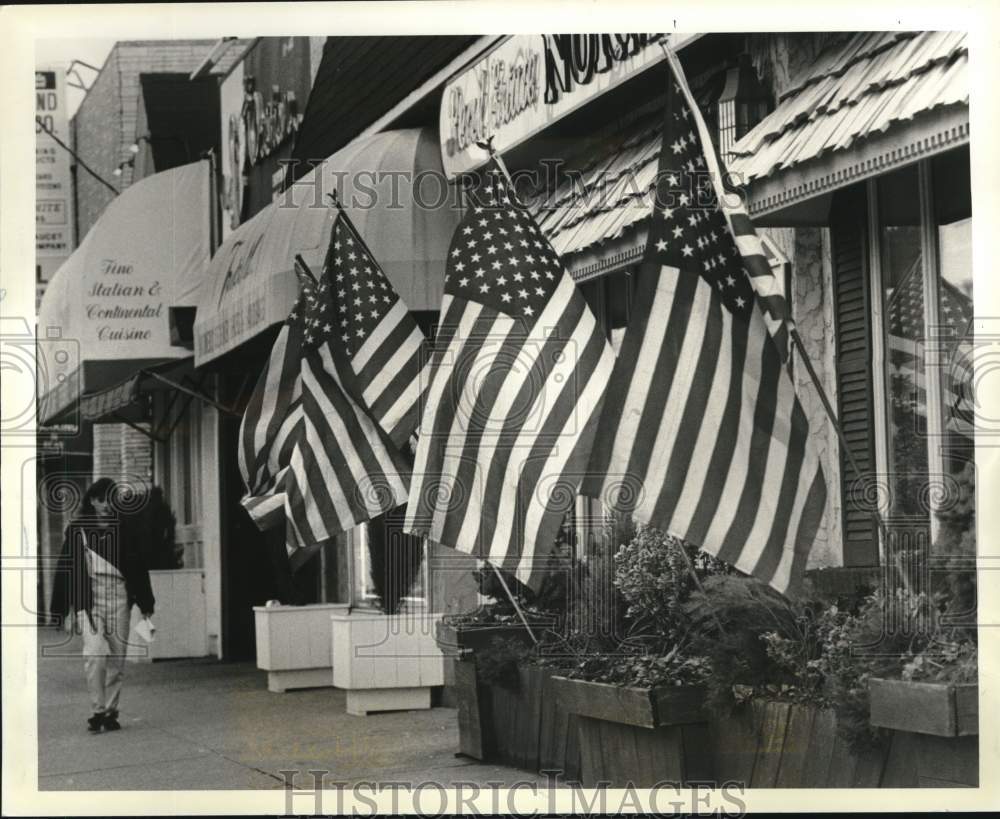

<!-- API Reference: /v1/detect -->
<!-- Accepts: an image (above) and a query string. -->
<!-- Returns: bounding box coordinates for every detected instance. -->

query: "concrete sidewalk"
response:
[36,628,544,791]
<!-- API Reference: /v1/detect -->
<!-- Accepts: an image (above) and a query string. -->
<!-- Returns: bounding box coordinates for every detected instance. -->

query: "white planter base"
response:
[254,603,349,691]
[345,686,431,716]
[266,667,334,693]
[331,609,444,716]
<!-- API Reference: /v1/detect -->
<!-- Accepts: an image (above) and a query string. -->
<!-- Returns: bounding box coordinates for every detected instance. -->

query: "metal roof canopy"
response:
[728,31,969,224]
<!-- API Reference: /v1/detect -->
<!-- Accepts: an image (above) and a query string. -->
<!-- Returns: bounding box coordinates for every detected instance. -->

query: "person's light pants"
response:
[78,578,131,715]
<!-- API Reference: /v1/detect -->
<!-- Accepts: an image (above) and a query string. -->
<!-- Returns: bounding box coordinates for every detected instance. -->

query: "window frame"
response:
[865,154,967,553]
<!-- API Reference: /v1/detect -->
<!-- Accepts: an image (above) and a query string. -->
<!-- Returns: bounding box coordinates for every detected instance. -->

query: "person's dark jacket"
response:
[51,515,155,621]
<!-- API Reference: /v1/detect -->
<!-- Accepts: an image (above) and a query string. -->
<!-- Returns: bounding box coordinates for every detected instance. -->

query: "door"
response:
[219,412,280,660]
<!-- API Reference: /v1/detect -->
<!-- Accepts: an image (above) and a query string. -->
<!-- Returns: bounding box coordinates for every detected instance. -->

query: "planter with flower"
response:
[441,563,568,766]
[330,528,446,716]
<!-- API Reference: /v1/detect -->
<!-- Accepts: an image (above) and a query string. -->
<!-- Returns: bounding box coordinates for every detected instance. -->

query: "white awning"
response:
[193,127,462,366]
[37,160,211,425]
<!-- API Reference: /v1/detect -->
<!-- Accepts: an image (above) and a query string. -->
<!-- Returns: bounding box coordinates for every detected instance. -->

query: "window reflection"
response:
[879,164,928,523]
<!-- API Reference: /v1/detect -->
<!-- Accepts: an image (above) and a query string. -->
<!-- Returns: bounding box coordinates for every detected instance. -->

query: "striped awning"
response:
[728,31,969,219]
[79,358,194,425]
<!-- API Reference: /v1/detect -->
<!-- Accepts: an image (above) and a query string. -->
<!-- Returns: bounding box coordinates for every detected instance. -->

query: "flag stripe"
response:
[501,321,614,586]
[353,298,407,371]
[748,399,811,584]
[469,288,591,554]
[443,276,584,551]
[358,321,423,400]
[406,296,479,533]
[672,310,755,547]
[714,314,784,564]
[623,267,700,499]
[431,311,514,544]
[598,269,678,506]
[642,287,726,525]
[487,299,609,561]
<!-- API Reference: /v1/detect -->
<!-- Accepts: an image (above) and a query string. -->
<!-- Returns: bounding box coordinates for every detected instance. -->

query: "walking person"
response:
[51,478,156,733]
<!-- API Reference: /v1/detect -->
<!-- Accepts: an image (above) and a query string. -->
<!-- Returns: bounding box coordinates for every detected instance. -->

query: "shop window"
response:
[878,164,928,525]
[353,512,428,608]
[831,146,974,566]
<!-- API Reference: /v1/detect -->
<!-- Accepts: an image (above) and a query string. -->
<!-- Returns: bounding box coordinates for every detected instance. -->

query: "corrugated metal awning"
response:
[729,31,969,220]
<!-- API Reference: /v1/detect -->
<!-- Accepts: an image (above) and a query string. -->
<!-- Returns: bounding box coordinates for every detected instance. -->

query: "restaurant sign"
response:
[440,34,669,178]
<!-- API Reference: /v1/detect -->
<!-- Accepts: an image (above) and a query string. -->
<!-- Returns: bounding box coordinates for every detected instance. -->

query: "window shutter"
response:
[831,185,879,567]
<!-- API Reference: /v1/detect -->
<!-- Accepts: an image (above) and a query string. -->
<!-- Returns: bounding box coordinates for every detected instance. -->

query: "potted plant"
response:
[330,517,446,716]
[545,525,723,787]
[442,560,569,766]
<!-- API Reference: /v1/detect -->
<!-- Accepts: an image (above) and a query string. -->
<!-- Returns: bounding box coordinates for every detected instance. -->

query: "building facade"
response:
[39,31,973,665]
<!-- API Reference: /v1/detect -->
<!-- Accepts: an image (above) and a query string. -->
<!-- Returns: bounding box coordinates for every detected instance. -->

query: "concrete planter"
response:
[331,608,445,716]
[253,603,350,692]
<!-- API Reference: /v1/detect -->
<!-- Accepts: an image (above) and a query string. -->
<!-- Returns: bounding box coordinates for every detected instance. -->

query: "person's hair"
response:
[80,478,116,517]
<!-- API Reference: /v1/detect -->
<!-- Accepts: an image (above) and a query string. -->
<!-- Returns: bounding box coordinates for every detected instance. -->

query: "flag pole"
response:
[293,254,319,284]
[488,562,539,645]
[326,190,385,274]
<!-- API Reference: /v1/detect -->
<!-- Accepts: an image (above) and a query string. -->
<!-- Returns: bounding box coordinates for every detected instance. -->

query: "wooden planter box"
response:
[434,620,539,656]
[253,603,350,692]
[870,679,978,788]
[869,678,978,737]
[331,609,445,716]
[708,700,889,788]
[707,690,978,789]
[551,676,710,787]
[452,662,581,780]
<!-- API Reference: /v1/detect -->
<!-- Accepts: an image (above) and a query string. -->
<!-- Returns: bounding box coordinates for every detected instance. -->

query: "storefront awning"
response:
[194,127,461,366]
[728,31,969,223]
[38,160,211,425]
[78,356,237,440]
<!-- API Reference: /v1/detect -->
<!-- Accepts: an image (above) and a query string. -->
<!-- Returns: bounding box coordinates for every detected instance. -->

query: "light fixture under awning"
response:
[37,160,211,425]
[193,127,461,366]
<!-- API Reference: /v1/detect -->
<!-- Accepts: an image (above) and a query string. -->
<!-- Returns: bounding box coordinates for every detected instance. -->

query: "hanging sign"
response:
[440,34,672,178]
[36,68,75,282]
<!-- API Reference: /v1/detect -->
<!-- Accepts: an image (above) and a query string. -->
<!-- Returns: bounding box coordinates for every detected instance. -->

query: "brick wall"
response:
[72,40,217,240]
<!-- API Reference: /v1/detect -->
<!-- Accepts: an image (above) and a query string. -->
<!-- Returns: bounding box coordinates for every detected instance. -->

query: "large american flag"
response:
[238,260,308,535]
[581,53,827,596]
[404,159,615,590]
[283,215,423,548]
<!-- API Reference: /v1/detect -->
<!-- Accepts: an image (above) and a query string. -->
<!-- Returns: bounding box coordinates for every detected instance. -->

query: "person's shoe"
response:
[87,713,104,733]
[102,711,121,731]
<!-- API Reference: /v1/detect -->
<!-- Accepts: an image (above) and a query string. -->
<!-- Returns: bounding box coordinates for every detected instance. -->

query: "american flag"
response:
[404,159,616,590]
[237,261,308,534]
[887,257,974,438]
[283,214,422,548]
[581,53,827,596]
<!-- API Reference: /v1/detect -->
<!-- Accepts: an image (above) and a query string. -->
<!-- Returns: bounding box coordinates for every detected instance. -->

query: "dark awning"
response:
[288,36,481,182]
[78,357,238,441]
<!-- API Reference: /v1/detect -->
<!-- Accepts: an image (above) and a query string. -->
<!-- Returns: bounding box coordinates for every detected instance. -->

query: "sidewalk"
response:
[36,629,545,790]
